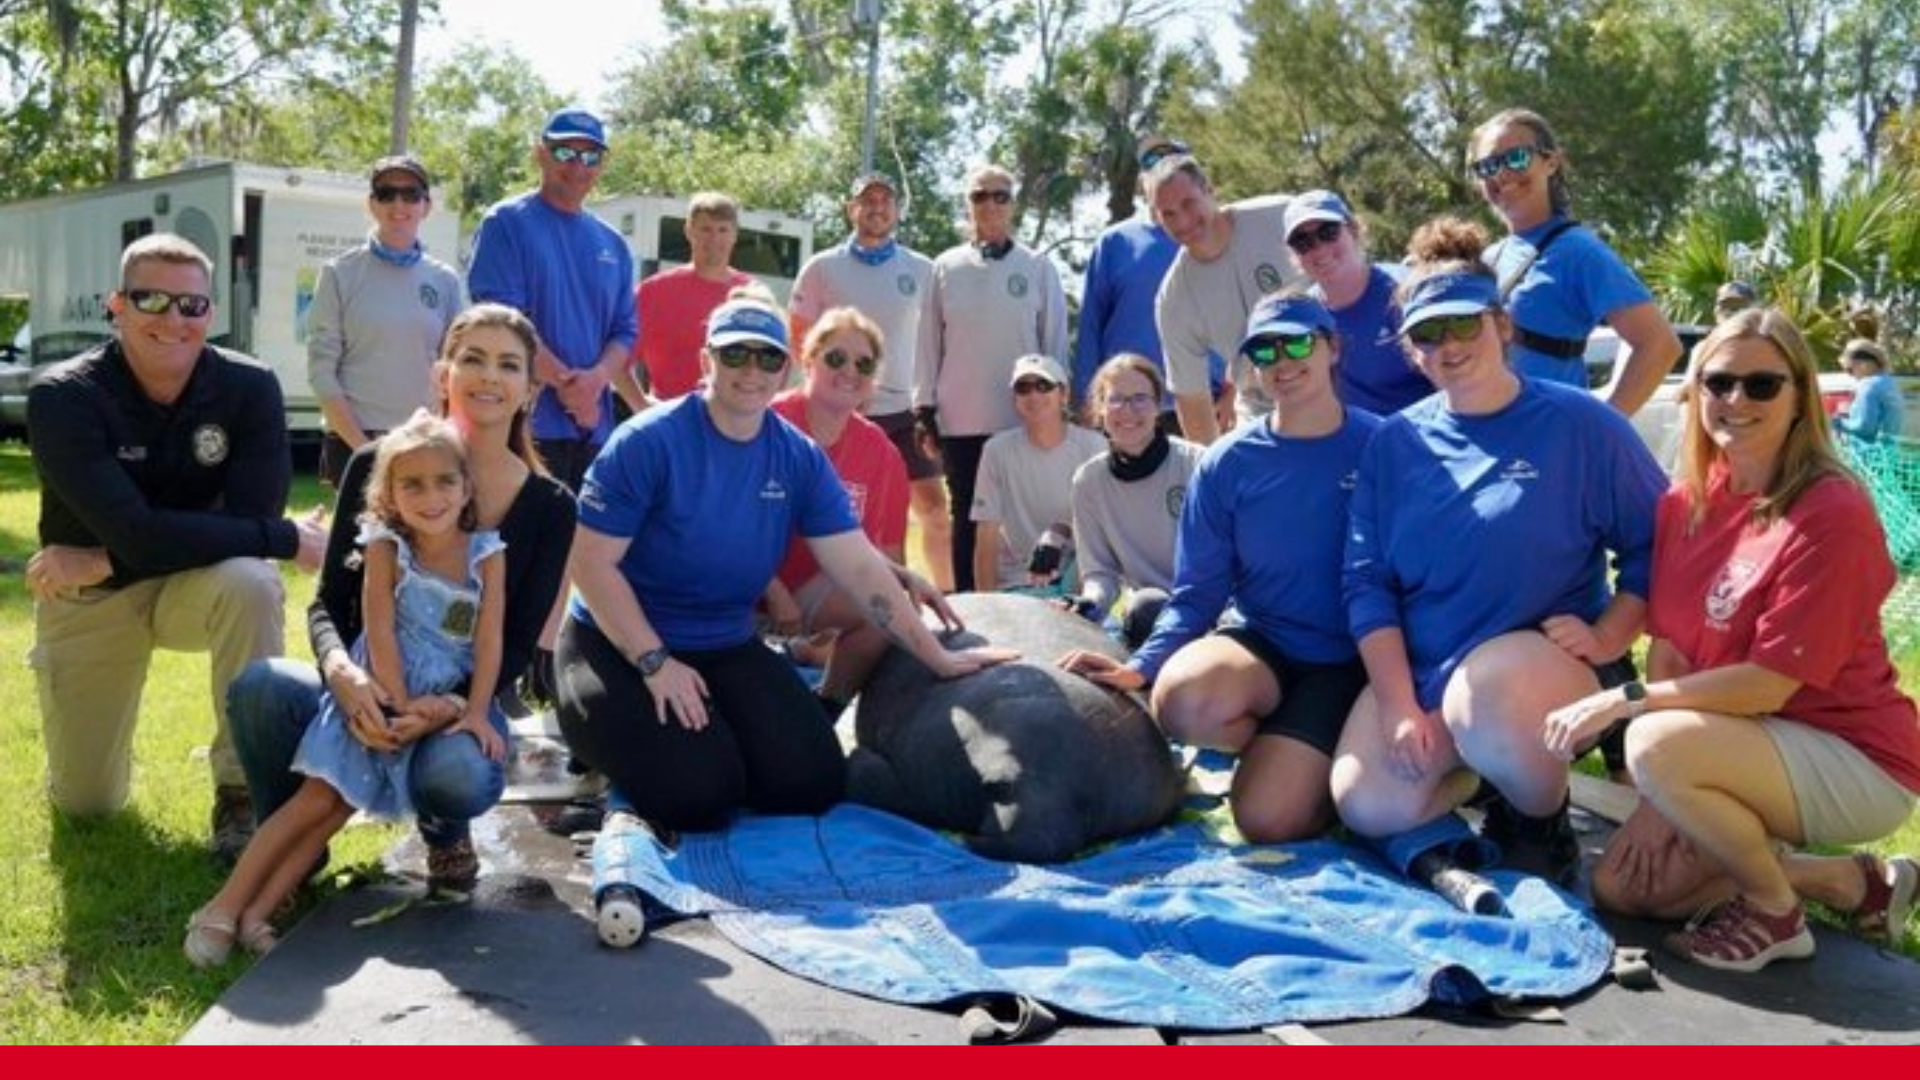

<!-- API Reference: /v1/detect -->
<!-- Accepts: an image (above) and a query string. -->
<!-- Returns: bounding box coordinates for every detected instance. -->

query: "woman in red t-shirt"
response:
[1544,308,1918,973]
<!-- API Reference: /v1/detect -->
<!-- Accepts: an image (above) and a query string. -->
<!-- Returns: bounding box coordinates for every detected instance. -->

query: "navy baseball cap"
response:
[542,107,607,149]
[1399,271,1501,334]
[1240,293,1335,354]
[706,299,790,355]
[1282,190,1353,238]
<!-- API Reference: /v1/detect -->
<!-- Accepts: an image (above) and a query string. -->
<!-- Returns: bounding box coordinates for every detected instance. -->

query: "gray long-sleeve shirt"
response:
[307,243,463,433]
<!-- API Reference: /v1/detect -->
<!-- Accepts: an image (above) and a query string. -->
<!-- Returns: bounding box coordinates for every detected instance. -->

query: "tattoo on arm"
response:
[866,592,912,650]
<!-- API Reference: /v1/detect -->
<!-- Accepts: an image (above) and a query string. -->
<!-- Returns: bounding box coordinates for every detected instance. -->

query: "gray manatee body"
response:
[845,592,1187,863]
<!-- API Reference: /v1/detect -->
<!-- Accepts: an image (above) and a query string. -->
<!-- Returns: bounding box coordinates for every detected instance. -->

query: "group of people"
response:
[25,102,1916,978]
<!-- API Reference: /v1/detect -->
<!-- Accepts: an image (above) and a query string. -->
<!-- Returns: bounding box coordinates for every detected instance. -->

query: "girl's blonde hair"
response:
[361,411,477,538]
[1675,307,1857,529]
[433,302,548,476]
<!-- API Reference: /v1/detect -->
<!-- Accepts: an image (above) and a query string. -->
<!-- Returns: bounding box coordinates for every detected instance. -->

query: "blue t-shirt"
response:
[1838,372,1904,444]
[1320,264,1432,415]
[1131,407,1384,681]
[571,397,858,651]
[468,192,638,445]
[1344,379,1666,709]
[1489,215,1653,387]
[1073,217,1225,408]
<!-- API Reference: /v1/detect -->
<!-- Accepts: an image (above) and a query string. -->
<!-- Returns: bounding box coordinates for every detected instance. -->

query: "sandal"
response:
[1850,852,1919,949]
[183,906,238,969]
[238,919,279,958]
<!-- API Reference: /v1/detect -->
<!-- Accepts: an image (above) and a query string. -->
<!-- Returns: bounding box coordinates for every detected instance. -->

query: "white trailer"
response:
[0,160,458,436]
[592,193,814,302]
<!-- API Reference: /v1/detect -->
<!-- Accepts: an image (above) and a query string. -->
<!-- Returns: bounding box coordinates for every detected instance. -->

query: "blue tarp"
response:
[594,804,1613,1030]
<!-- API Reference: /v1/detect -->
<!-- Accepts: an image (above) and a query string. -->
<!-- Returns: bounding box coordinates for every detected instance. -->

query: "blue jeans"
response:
[227,658,505,850]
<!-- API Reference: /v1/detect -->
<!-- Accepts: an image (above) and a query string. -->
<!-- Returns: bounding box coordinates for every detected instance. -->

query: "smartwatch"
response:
[1621,680,1648,720]
[634,647,671,679]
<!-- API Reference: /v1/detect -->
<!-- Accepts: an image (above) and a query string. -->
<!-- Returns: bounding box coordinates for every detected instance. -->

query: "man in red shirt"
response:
[625,192,753,410]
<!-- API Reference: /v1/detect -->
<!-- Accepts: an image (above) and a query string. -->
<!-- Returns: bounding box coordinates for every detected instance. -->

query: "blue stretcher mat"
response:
[594,804,1613,1030]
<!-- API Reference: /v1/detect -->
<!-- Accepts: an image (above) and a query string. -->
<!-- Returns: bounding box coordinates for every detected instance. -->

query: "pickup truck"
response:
[1585,325,1917,471]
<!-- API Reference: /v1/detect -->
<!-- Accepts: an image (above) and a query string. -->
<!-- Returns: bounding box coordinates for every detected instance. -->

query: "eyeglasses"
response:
[1242,334,1318,367]
[547,144,605,167]
[124,288,213,318]
[1138,140,1191,170]
[1699,371,1790,402]
[1104,391,1158,413]
[1287,220,1345,256]
[969,189,1013,205]
[1469,144,1542,180]
[1013,378,1058,396]
[372,185,426,204]
[1405,314,1486,349]
[821,348,879,377]
[712,343,788,373]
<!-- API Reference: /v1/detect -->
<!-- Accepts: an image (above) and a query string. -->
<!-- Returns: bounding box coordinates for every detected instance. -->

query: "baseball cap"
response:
[1715,280,1757,306]
[1008,354,1068,389]
[706,298,790,355]
[1283,190,1353,238]
[849,172,897,199]
[542,107,608,149]
[368,154,431,191]
[1241,293,1335,354]
[1842,338,1889,367]
[1399,270,1502,335]
[1136,133,1190,169]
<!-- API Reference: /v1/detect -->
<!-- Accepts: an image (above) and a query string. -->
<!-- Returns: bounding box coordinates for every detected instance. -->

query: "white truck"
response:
[592,193,814,302]
[0,160,458,438]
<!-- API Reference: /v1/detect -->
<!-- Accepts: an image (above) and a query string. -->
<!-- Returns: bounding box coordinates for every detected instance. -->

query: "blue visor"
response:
[706,299,789,355]
[1399,271,1501,335]
[1240,293,1335,354]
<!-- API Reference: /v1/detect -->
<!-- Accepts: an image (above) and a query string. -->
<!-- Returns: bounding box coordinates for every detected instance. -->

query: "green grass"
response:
[0,439,1915,1043]
[0,442,400,1044]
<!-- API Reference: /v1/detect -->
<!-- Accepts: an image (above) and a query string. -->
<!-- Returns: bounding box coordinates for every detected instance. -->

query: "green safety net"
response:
[1842,438,1920,655]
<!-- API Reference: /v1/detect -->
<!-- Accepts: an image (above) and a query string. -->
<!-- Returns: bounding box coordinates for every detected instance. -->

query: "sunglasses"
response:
[1405,313,1486,349]
[124,288,213,318]
[1138,140,1191,170]
[1013,378,1058,396]
[1242,334,1318,367]
[969,189,1013,205]
[1699,371,1790,402]
[1287,220,1345,255]
[1469,144,1542,180]
[821,348,879,377]
[1104,391,1158,413]
[372,185,426,204]
[547,144,605,167]
[712,343,788,373]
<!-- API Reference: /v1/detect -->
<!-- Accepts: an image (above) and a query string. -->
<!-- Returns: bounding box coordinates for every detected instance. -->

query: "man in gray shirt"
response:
[307,154,463,485]
[1149,153,1298,444]
[915,164,1068,592]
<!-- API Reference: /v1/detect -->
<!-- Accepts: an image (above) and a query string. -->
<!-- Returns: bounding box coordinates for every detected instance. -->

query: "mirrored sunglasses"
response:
[547,144,605,167]
[372,184,426,204]
[125,288,212,318]
[1013,378,1059,396]
[968,189,1013,205]
[1699,371,1789,402]
[713,343,788,373]
[1287,220,1344,256]
[821,348,879,377]
[1242,334,1318,368]
[1405,313,1485,349]
[1469,144,1541,181]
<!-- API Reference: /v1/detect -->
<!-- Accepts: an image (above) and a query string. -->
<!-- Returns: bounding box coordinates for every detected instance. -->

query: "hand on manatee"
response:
[929,644,1019,680]
[1056,649,1146,692]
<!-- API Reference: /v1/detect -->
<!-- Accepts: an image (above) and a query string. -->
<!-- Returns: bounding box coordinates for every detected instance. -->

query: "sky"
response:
[419,0,1246,109]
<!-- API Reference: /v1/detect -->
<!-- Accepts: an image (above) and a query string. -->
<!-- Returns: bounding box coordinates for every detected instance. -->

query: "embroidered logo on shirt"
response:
[760,480,789,502]
[1498,458,1539,483]
[1339,468,1359,491]
[192,424,229,466]
[420,283,443,310]
[1165,484,1188,518]
[1006,274,1030,299]
[897,273,919,297]
[1705,557,1761,627]
[116,445,148,462]
[1256,264,1285,292]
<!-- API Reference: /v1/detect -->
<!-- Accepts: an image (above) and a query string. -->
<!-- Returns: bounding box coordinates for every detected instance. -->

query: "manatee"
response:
[845,592,1187,863]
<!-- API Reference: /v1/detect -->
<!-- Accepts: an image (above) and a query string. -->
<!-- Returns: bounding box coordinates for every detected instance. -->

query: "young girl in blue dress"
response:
[186,412,508,967]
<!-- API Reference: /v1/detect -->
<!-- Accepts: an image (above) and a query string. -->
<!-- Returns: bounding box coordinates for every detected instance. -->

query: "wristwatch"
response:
[1621,680,1648,720]
[634,647,671,678]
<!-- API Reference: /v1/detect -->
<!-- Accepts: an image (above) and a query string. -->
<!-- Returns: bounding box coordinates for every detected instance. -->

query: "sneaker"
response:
[1481,792,1580,887]
[426,837,479,898]
[1664,896,1815,972]
[209,785,255,866]
[1850,852,1919,948]
[604,809,678,852]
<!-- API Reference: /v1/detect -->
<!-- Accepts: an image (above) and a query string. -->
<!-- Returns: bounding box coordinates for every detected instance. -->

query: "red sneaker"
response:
[1664,896,1815,973]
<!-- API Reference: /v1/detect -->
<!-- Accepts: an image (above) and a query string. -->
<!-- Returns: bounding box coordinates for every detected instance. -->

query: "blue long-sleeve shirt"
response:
[1130,408,1383,682]
[1344,379,1665,709]
[1838,372,1904,444]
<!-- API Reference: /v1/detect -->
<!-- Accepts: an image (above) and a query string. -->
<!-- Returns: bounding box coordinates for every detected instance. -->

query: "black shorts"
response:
[871,410,941,482]
[1218,626,1368,757]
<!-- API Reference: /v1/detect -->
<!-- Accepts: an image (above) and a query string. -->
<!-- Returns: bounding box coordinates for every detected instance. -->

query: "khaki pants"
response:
[30,558,285,814]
